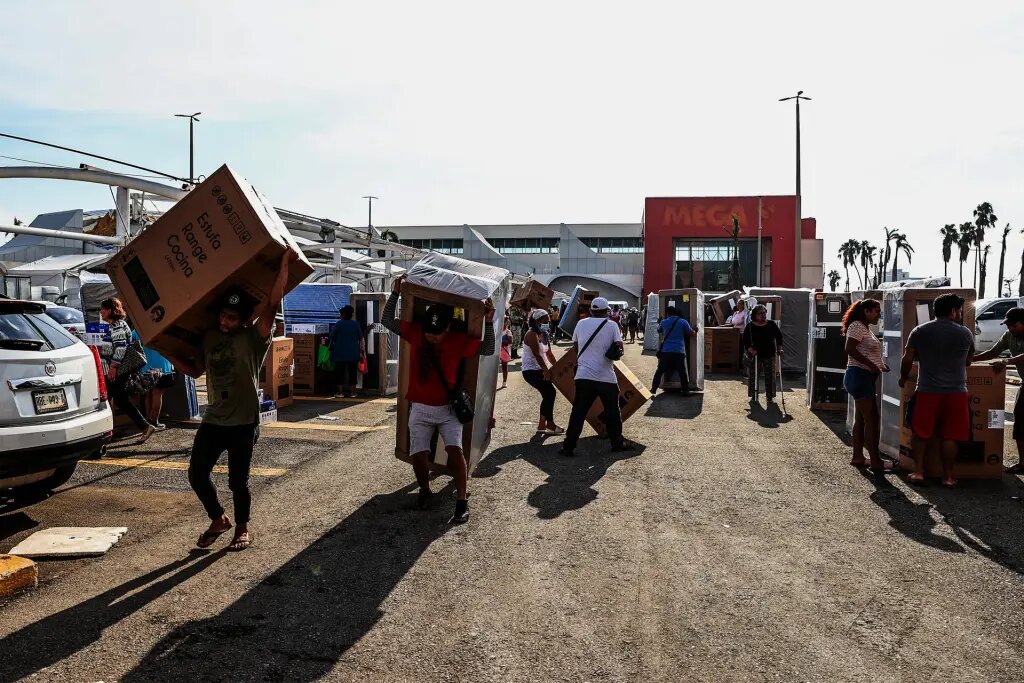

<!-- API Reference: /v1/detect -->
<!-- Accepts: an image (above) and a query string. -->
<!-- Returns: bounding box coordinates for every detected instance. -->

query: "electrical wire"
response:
[0,132,188,182]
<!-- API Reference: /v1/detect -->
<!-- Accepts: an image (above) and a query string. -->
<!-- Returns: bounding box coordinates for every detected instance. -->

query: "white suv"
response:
[974,297,1019,352]
[0,300,112,497]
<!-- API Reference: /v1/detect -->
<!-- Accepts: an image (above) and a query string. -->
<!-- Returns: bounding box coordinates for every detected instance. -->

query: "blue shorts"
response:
[844,366,878,401]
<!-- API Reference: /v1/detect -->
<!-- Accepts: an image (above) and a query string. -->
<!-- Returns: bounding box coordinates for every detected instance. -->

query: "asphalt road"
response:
[2,343,1023,682]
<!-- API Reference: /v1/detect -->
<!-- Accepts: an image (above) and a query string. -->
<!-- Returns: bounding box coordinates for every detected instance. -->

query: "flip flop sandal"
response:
[545,427,566,435]
[942,479,958,489]
[196,525,231,549]
[228,533,252,551]
[907,475,927,486]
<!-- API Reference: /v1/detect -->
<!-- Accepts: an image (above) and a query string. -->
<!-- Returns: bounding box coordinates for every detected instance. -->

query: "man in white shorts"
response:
[381,276,495,523]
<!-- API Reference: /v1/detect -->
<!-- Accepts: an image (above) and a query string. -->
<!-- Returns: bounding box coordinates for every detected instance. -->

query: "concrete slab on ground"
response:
[9,527,128,558]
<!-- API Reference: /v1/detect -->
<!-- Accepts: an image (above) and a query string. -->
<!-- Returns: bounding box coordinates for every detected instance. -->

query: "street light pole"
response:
[362,195,378,231]
[174,112,202,184]
[779,91,810,288]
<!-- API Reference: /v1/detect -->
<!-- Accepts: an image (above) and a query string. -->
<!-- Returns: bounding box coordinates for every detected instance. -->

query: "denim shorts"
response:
[843,366,878,401]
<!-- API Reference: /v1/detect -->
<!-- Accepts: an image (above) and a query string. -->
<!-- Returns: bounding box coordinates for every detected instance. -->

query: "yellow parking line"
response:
[84,457,288,477]
[263,421,388,433]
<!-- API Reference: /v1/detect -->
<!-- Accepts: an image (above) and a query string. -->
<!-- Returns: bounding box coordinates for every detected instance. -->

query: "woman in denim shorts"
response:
[842,299,892,474]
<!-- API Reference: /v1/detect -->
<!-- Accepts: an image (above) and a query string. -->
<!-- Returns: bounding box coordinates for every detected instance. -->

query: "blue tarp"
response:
[283,283,353,331]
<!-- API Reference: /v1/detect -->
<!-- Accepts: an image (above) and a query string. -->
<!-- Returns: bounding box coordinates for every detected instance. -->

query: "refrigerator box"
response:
[105,164,313,362]
[291,332,334,396]
[894,363,1005,479]
[557,285,599,337]
[808,292,851,411]
[548,348,652,435]
[709,290,743,325]
[510,279,554,313]
[351,292,399,396]
[657,288,705,391]
[704,326,740,373]
[394,253,511,475]
[258,336,294,408]
[879,287,977,461]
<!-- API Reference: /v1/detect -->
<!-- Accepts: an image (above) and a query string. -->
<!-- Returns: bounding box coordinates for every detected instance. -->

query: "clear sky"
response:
[1,1,1021,293]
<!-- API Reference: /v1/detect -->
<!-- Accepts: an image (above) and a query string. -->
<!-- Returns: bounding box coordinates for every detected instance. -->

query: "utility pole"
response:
[362,195,378,232]
[779,91,810,288]
[174,112,201,184]
[363,195,386,290]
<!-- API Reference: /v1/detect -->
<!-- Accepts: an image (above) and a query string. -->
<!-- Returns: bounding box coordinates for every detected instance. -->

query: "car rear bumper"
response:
[0,407,113,479]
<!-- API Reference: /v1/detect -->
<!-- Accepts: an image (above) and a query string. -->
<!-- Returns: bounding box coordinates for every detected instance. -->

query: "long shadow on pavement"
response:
[476,436,644,519]
[644,392,704,419]
[0,550,225,681]
[867,471,1024,575]
[746,400,788,428]
[119,482,452,682]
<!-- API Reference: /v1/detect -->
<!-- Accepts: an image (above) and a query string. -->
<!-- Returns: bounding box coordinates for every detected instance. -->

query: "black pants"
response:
[188,423,257,525]
[747,353,776,399]
[110,374,150,430]
[334,360,359,391]
[651,351,689,392]
[522,369,557,422]
[564,379,623,450]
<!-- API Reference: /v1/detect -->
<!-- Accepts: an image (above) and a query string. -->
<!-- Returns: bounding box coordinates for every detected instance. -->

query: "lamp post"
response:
[174,112,201,184]
[778,91,810,288]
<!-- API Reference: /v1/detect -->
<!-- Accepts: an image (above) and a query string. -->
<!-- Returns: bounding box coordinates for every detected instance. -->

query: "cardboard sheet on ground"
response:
[10,527,128,558]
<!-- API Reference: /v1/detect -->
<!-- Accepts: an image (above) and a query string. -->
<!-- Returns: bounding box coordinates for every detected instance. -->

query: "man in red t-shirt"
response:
[382,275,495,523]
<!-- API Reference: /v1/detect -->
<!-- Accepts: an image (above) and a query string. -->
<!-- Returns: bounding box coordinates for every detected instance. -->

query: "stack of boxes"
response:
[259,336,294,408]
[704,327,741,373]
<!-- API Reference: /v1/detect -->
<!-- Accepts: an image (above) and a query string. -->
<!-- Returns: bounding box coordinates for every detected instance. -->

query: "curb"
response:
[0,554,38,599]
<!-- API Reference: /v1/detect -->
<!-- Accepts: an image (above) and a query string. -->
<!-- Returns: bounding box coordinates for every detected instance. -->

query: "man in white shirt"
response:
[559,297,632,457]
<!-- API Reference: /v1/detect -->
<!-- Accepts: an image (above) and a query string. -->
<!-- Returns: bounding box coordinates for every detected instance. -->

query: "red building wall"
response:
[643,195,816,295]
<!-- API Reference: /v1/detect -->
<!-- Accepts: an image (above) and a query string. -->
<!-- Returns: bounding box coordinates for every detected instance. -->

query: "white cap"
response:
[591,296,609,310]
[530,308,548,321]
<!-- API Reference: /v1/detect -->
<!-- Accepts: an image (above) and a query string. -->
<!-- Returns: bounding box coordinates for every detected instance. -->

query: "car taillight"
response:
[90,344,108,402]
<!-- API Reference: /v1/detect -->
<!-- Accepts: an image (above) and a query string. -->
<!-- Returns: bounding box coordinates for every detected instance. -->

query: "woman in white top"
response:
[727,299,748,334]
[522,309,563,435]
[842,298,891,474]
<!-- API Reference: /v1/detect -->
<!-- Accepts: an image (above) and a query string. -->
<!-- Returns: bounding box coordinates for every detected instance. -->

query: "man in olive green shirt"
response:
[973,306,1024,473]
[169,251,293,551]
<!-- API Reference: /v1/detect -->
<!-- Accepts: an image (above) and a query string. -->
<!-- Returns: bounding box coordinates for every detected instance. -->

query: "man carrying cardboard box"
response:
[167,251,294,551]
[382,275,496,524]
[899,293,974,488]
[559,297,633,457]
[972,306,1024,474]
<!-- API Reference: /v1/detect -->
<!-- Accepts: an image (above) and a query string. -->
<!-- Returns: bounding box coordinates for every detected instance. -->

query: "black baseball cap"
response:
[1001,307,1024,325]
[218,288,254,319]
[423,303,454,334]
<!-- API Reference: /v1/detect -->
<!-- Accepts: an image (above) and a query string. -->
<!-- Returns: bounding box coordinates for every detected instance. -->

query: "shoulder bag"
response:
[427,347,475,424]
[656,318,680,360]
[118,338,148,376]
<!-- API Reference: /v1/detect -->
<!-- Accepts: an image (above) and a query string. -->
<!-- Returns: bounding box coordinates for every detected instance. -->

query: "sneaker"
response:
[449,499,469,524]
[138,425,156,444]
[153,422,167,431]
[415,488,434,510]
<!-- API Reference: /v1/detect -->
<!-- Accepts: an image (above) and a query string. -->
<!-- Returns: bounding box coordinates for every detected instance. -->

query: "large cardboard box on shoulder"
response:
[548,348,652,435]
[510,279,554,313]
[106,164,313,362]
[394,253,511,475]
[259,336,295,408]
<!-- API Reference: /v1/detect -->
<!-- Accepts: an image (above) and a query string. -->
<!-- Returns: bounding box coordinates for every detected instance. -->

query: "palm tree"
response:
[973,202,997,295]
[957,223,974,287]
[838,239,861,289]
[939,224,958,277]
[997,223,1012,295]
[723,214,741,290]
[980,244,992,296]
[880,227,899,281]
[890,232,913,282]
[827,269,841,292]
[859,241,878,289]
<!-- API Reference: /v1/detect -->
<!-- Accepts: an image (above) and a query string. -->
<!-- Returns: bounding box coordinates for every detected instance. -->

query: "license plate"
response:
[33,388,68,415]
